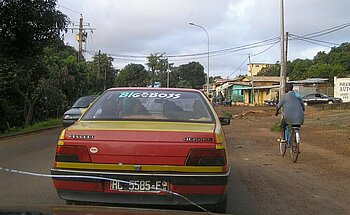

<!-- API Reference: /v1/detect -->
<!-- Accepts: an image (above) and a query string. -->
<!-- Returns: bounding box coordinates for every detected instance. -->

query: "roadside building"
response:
[289,78,332,97]
[226,76,280,106]
[214,77,241,100]
[247,63,275,76]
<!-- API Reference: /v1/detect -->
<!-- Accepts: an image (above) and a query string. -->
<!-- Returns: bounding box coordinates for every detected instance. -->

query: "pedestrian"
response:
[212,94,217,107]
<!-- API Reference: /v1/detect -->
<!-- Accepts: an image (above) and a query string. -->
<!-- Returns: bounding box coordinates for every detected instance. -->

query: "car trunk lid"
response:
[62,121,216,165]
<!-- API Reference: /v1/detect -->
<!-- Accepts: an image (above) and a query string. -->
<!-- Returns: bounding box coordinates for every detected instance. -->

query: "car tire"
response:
[207,195,227,213]
[328,100,334,104]
[66,200,75,205]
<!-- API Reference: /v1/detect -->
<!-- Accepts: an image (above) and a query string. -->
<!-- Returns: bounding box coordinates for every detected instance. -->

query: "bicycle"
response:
[278,113,301,163]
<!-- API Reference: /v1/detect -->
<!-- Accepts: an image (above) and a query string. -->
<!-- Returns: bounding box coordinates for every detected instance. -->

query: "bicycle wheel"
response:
[290,130,299,162]
[279,126,288,156]
[279,138,287,156]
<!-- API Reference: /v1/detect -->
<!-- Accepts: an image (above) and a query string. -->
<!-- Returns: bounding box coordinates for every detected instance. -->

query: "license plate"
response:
[109,180,169,192]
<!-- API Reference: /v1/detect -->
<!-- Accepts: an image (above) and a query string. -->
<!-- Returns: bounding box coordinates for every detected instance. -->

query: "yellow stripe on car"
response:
[68,121,216,133]
[55,162,224,173]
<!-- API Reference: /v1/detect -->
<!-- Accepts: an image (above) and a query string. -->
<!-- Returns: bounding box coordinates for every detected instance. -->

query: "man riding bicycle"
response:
[275,83,305,142]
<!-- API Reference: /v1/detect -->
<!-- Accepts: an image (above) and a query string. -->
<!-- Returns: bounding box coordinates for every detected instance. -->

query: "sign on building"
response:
[334,77,350,103]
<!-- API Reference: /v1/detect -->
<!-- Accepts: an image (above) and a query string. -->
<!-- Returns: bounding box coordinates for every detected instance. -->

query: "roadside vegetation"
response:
[270,122,282,132]
[1,0,350,135]
[223,111,233,119]
[0,118,61,137]
[0,0,206,134]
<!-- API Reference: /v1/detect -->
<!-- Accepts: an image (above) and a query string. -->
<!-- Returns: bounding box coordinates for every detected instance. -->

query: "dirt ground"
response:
[216,105,350,215]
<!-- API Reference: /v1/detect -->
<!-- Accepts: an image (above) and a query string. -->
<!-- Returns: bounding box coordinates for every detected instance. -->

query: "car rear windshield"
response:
[72,96,97,108]
[81,90,214,123]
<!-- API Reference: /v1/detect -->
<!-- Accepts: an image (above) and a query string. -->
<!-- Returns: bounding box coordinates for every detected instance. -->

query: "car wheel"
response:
[206,195,227,213]
[66,200,75,205]
[328,100,334,104]
[304,102,308,106]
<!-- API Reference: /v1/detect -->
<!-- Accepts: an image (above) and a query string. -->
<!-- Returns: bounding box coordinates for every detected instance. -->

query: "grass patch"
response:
[1,118,61,137]
[271,122,281,132]
[223,111,233,119]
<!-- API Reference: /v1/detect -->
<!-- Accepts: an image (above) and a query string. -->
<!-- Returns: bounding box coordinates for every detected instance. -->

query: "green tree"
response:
[88,52,117,93]
[42,42,89,106]
[313,51,329,64]
[167,66,181,88]
[0,0,68,126]
[146,53,168,87]
[115,63,148,87]
[258,63,280,76]
[176,80,192,88]
[287,58,313,80]
[177,62,205,89]
[306,63,347,82]
[326,43,350,72]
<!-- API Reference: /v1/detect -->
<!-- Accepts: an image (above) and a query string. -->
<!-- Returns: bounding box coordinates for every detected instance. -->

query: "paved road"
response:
[0,128,257,214]
[0,128,65,206]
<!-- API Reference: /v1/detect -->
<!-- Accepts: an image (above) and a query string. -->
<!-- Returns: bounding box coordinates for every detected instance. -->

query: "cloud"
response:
[58,0,350,78]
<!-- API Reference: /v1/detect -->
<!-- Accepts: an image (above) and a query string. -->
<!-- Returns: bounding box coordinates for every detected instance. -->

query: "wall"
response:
[247,64,273,76]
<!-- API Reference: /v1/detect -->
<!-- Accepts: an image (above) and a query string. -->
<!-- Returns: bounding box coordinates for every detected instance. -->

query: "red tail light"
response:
[185,149,226,166]
[55,145,91,163]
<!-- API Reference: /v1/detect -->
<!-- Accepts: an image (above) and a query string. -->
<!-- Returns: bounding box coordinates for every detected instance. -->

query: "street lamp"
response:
[189,22,210,96]
[167,62,172,88]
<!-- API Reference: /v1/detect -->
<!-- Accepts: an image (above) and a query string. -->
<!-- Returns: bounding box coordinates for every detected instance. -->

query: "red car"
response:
[52,88,231,213]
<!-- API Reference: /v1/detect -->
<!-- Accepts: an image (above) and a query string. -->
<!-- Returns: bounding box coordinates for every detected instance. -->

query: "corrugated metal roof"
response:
[232,85,280,90]
[244,76,281,82]
[289,78,329,84]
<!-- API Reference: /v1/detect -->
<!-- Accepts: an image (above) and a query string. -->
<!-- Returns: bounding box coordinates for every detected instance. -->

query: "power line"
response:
[57,4,82,16]
[81,22,349,59]
[82,38,279,66]
[300,23,350,38]
[91,39,280,62]
[87,32,95,52]
[289,33,339,46]
[81,22,349,65]
[227,56,249,78]
[86,37,280,60]
[291,37,333,48]
[251,41,279,57]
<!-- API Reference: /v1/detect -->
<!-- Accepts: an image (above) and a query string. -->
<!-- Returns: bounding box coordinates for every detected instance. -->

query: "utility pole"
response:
[248,53,255,105]
[285,32,289,67]
[166,62,174,88]
[78,17,83,61]
[68,15,96,61]
[279,0,286,100]
[167,63,170,88]
[247,53,252,76]
[104,66,107,90]
[98,50,101,78]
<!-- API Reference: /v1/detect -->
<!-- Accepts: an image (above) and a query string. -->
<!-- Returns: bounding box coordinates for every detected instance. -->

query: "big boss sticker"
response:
[119,92,181,99]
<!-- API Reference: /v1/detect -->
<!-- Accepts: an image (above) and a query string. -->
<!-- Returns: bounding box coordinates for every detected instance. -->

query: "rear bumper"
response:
[56,190,226,205]
[51,168,229,205]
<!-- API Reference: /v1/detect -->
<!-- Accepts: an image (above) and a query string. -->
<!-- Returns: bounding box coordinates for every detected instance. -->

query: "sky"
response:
[57,0,350,78]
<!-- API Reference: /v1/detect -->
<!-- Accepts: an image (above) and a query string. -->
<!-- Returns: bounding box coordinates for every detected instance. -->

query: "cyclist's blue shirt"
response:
[278,91,305,125]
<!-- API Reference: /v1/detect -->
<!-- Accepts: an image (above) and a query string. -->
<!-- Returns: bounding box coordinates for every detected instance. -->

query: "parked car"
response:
[52,88,230,213]
[62,95,98,127]
[264,99,277,106]
[302,93,343,106]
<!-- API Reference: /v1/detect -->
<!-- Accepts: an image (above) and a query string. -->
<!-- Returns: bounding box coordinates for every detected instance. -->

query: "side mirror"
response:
[219,117,230,125]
